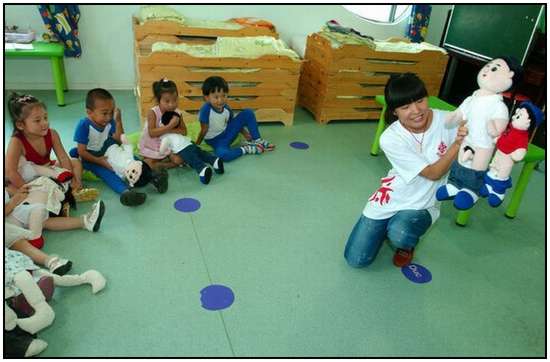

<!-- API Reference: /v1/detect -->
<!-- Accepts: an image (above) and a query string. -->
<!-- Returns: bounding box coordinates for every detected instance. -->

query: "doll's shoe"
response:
[29,236,44,249]
[213,158,224,174]
[436,184,456,201]
[199,167,212,185]
[453,189,478,210]
[73,188,99,202]
[120,189,146,206]
[10,276,55,317]
[393,248,414,267]
[151,168,168,193]
[83,200,106,232]
[46,256,72,276]
[56,171,73,183]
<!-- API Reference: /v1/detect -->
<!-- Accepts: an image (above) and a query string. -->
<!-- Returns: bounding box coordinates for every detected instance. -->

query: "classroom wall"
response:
[5,4,452,90]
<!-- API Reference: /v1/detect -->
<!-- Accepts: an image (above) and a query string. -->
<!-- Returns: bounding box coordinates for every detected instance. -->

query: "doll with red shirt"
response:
[480,101,544,206]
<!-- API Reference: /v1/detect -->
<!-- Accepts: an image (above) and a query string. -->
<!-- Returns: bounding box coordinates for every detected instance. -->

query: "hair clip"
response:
[16,95,34,103]
[162,78,169,83]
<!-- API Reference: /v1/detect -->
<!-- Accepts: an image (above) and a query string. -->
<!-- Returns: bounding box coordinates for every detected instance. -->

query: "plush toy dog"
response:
[479,101,544,207]
[436,56,523,210]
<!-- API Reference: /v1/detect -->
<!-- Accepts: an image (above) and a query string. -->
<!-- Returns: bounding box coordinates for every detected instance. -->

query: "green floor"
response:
[4,90,546,357]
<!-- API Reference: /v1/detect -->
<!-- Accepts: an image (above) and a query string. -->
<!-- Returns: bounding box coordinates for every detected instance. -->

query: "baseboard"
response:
[5,81,135,90]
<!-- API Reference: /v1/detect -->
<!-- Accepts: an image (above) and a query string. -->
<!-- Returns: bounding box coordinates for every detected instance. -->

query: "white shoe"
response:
[83,200,105,232]
[46,256,72,276]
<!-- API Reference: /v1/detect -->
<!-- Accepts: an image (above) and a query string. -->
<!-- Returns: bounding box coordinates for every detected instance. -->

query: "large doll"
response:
[436,56,523,210]
[103,134,154,188]
[4,248,106,357]
[480,101,544,207]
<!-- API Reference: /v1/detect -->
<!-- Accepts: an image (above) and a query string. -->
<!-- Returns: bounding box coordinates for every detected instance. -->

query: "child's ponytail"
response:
[152,78,178,102]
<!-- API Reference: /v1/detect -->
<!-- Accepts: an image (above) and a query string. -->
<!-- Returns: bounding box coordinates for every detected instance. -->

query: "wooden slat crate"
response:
[133,23,300,127]
[298,33,449,124]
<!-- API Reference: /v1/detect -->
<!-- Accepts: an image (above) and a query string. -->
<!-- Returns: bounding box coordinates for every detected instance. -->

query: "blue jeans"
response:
[70,147,128,194]
[177,144,217,174]
[344,210,432,268]
[448,160,485,194]
[205,108,261,162]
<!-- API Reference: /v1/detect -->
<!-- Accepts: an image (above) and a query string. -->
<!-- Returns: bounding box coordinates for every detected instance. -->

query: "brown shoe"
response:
[393,248,414,267]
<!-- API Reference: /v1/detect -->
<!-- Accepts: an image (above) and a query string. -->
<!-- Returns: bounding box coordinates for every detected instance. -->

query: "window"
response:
[342,5,411,24]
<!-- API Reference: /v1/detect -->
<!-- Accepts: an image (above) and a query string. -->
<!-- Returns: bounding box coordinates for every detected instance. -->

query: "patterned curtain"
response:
[406,5,432,43]
[38,5,81,57]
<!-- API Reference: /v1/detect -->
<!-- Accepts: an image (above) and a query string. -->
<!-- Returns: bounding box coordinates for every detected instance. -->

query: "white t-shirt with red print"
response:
[363,109,457,224]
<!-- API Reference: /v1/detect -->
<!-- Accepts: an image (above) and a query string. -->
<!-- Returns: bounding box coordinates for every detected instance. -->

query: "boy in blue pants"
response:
[195,76,275,162]
[70,88,167,206]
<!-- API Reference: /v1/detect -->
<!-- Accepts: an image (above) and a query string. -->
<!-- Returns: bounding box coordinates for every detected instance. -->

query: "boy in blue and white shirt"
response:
[70,88,166,206]
[195,76,275,162]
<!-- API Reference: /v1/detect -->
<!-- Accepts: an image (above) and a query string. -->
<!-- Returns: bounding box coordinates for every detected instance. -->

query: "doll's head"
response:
[512,101,544,131]
[160,110,181,126]
[477,56,523,94]
[124,161,152,188]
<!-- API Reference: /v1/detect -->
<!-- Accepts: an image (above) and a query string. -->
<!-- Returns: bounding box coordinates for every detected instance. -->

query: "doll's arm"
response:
[510,148,527,162]
[445,109,464,127]
[487,118,508,138]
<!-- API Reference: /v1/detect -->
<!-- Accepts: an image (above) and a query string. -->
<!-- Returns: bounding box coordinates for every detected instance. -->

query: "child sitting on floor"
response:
[4,93,93,201]
[141,78,224,185]
[69,88,168,206]
[195,76,275,162]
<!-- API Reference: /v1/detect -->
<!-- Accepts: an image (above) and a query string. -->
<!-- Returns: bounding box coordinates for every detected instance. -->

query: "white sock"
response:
[446,184,460,197]
[199,167,207,177]
[213,158,220,169]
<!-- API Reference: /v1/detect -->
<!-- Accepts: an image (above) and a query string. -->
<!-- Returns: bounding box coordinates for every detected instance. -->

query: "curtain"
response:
[406,5,432,43]
[38,5,81,57]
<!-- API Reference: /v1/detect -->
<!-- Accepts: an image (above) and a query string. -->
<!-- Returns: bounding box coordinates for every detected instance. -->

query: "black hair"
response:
[7,93,46,133]
[152,78,178,102]
[160,111,181,126]
[201,76,229,96]
[496,56,523,91]
[132,161,153,188]
[383,73,428,124]
[516,103,542,134]
[86,88,114,110]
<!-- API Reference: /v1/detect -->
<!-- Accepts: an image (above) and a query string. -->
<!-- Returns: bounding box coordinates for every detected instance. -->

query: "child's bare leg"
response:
[143,156,182,171]
[70,158,83,191]
[10,239,50,267]
[43,216,84,231]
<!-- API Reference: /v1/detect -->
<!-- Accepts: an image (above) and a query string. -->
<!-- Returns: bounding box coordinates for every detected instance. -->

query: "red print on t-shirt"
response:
[437,141,448,157]
[369,176,395,206]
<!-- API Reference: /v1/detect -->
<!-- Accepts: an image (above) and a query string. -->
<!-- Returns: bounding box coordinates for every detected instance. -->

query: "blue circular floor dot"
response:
[401,263,432,284]
[200,284,235,311]
[290,141,309,150]
[174,198,201,212]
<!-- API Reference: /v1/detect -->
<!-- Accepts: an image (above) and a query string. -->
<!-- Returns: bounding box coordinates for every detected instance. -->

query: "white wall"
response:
[5,4,451,90]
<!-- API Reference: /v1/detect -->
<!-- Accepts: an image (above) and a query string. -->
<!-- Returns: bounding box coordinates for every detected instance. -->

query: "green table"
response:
[4,41,68,106]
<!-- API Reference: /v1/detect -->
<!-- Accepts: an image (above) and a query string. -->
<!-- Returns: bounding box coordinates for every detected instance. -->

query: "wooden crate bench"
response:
[134,35,302,127]
[298,33,449,124]
[133,16,278,42]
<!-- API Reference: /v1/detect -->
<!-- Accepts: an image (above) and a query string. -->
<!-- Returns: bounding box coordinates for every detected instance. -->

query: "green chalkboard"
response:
[443,5,544,64]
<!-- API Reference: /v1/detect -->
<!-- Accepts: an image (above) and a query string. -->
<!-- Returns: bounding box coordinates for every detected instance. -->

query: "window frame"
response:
[342,5,411,24]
